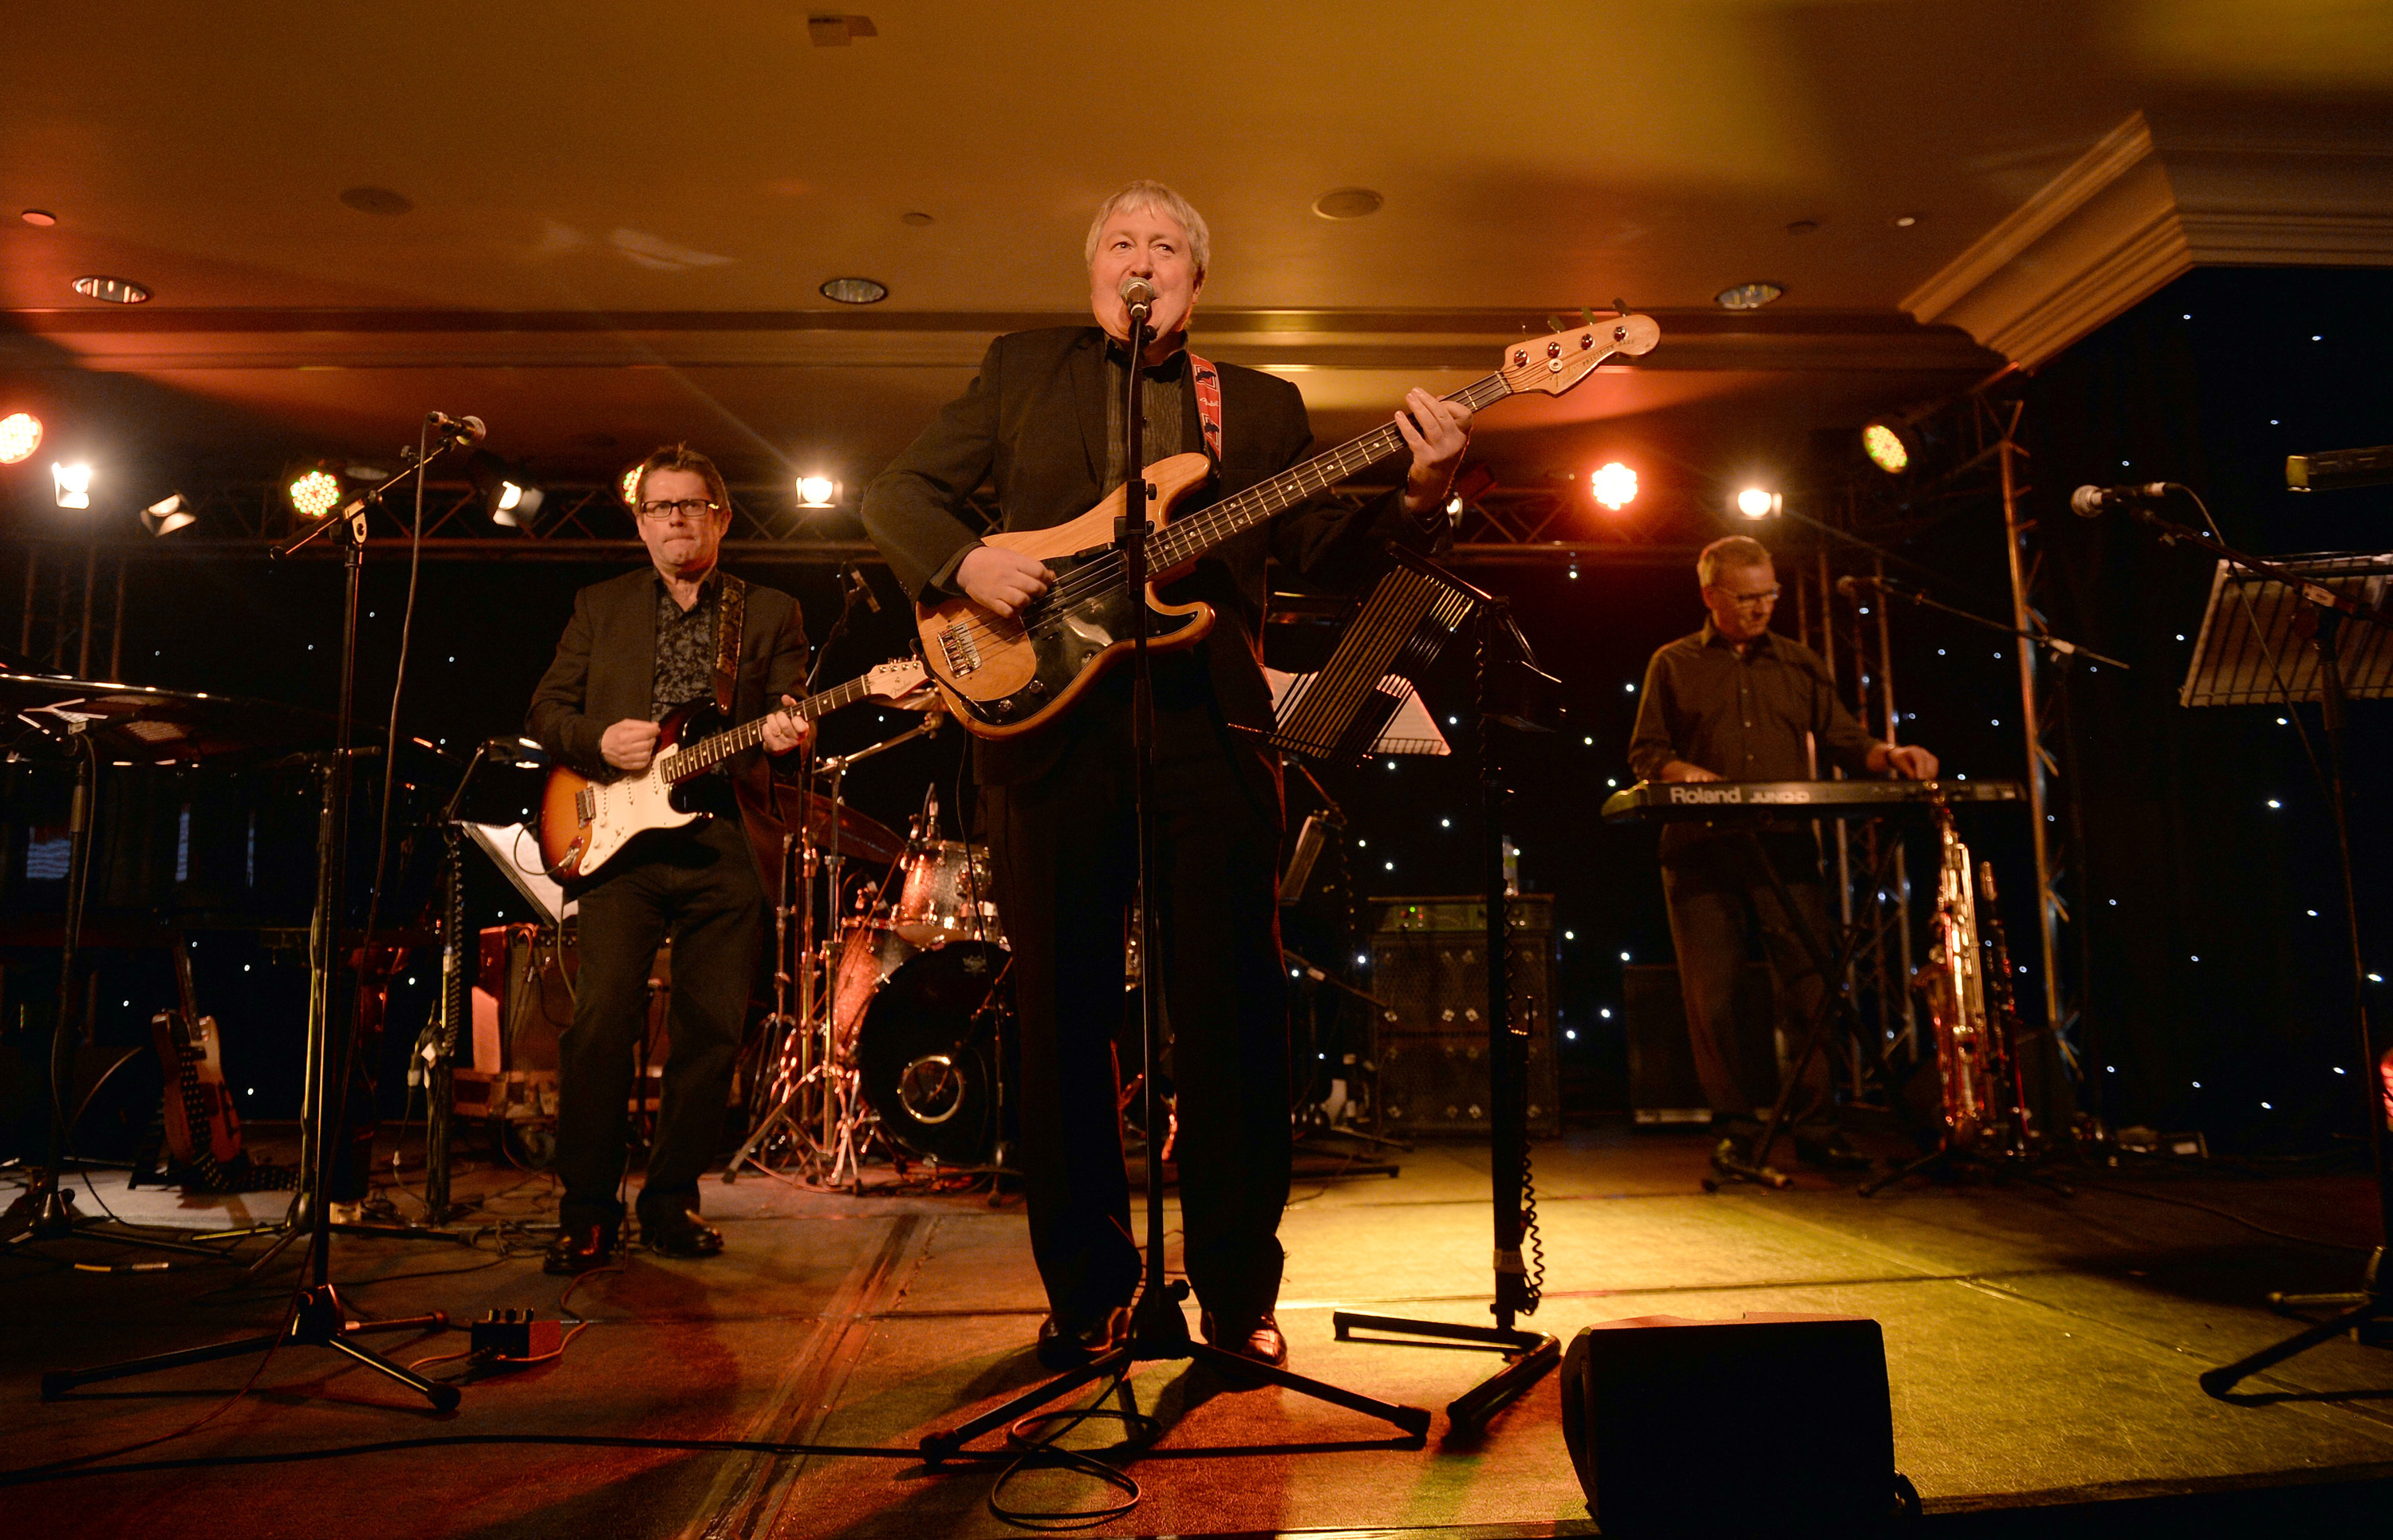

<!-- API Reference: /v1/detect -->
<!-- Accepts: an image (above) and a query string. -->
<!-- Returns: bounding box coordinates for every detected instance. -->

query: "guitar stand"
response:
[920,296,1429,1465]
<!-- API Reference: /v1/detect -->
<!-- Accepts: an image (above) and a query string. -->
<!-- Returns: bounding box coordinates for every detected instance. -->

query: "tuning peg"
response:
[1581,305,1598,329]
[1613,297,1632,317]
[1545,313,1569,334]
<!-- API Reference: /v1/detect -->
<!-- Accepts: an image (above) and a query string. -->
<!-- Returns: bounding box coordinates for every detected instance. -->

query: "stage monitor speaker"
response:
[1559,1314,1910,1536]
[1369,895,1559,1136]
[1620,962,1770,1126]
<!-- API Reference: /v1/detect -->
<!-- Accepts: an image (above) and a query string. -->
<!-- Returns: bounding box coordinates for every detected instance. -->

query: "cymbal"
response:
[0,671,444,766]
[767,785,909,865]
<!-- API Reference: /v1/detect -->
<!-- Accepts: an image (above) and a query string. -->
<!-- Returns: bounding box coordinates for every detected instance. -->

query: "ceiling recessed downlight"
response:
[1715,282,1784,311]
[339,187,414,216]
[73,276,151,305]
[21,209,57,227]
[819,277,889,305]
[1313,187,1385,220]
[901,211,934,227]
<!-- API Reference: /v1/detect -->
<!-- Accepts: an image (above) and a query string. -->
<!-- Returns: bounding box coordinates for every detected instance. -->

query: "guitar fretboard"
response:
[1149,370,1517,570]
[662,673,878,782]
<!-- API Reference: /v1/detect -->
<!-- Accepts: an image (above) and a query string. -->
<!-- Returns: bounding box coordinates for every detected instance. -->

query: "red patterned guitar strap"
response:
[1187,350,1224,463]
[712,573,747,715]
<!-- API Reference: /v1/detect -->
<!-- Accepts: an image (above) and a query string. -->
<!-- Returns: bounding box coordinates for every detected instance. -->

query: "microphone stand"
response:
[2081,506,2393,1398]
[1855,577,2130,672]
[45,424,476,1411]
[920,300,1429,1463]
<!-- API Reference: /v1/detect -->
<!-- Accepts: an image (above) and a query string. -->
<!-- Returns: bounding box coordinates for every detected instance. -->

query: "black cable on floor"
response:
[2076,1178,2374,1253]
[985,1365,1150,1530]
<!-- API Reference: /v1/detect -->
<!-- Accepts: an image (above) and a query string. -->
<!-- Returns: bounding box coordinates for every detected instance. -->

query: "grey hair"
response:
[1084,179,1210,278]
[1697,534,1773,588]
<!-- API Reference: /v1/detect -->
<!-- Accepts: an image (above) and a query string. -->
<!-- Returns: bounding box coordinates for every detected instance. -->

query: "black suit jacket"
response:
[526,567,809,876]
[861,325,1442,792]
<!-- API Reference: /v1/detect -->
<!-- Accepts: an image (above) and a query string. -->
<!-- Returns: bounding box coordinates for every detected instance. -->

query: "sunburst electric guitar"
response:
[539,656,928,880]
[915,313,1660,737]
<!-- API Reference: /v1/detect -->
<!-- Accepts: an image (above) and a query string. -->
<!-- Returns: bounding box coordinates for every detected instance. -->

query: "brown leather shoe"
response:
[542,1219,620,1275]
[1035,1306,1133,1370]
[1200,1310,1289,1371]
[639,1208,724,1258]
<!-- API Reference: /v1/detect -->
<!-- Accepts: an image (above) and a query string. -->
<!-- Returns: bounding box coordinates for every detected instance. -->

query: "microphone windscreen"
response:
[1119,276,1156,309]
[2070,485,2103,517]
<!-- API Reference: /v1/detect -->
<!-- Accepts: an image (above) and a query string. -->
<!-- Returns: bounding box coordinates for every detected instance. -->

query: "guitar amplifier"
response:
[455,924,570,1124]
[1368,896,1559,1137]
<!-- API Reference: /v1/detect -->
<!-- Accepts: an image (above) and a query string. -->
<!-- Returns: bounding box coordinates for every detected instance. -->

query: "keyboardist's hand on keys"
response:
[1872,743,1939,780]
[1658,760,1722,783]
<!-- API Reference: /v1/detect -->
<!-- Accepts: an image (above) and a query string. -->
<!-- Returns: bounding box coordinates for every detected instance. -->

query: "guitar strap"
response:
[1187,349,1224,463]
[712,573,747,715]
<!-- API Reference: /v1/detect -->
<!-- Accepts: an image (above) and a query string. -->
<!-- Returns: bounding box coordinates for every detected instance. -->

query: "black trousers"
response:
[1660,831,1840,1137]
[982,707,1291,1332]
[558,815,761,1230]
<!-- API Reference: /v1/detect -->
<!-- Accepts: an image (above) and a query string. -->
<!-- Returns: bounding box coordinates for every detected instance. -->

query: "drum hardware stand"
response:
[725,716,941,1186]
[1333,597,1562,1440]
[920,291,1431,1464]
[0,719,228,1262]
[42,430,476,1412]
[2087,514,2393,1396]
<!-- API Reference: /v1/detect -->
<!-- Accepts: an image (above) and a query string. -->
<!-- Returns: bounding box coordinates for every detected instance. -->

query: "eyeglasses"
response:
[637,498,719,522]
[1714,585,1780,608]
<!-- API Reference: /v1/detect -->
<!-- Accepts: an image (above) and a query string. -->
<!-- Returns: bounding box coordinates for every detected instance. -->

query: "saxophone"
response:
[1913,806,2001,1150]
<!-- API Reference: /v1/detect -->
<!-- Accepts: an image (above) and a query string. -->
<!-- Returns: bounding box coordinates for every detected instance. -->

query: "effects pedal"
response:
[471,1308,562,1361]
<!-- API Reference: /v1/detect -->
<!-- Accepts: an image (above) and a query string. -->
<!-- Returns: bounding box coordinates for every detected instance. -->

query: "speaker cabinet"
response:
[1559,1314,1905,1535]
[1369,896,1559,1136]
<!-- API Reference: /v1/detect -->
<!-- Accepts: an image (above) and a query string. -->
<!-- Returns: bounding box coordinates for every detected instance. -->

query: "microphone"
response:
[426,412,487,446]
[2070,481,2170,517]
[1118,275,1155,321]
[1836,573,1921,602]
[1834,574,1872,601]
[844,565,881,614]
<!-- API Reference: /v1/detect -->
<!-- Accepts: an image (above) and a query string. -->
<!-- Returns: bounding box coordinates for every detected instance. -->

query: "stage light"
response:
[0,412,41,464]
[1590,462,1638,511]
[288,468,342,519]
[466,450,544,528]
[797,475,838,508]
[142,493,195,537]
[491,480,546,528]
[1736,487,1782,519]
[53,462,92,509]
[618,463,643,506]
[1861,419,1916,475]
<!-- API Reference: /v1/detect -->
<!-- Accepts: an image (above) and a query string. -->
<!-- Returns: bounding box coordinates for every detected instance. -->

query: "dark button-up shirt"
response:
[1629,623,1883,860]
[650,570,722,720]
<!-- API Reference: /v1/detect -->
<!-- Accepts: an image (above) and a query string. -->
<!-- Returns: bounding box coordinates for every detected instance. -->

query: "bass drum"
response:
[854,941,1013,1164]
[829,924,914,1067]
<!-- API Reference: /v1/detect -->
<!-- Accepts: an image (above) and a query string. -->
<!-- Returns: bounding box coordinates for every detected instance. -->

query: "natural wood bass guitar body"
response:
[915,313,1660,738]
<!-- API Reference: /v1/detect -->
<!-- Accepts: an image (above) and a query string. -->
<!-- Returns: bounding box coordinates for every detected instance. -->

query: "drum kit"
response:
[730,721,1016,1189]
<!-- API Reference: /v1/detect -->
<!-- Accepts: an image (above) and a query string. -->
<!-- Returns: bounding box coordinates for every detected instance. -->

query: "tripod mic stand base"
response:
[918,1296,1431,1464]
[41,1282,461,1412]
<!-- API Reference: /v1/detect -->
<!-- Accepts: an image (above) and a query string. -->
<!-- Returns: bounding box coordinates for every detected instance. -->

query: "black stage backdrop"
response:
[4,266,2388,1160]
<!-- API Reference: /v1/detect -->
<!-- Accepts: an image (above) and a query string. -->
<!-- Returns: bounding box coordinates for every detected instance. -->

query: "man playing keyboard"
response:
[1628,535,1936,1176]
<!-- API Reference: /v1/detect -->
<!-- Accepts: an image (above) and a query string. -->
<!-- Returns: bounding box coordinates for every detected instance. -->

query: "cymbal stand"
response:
[42,428,473,1412]
[1,720,227,1261]
[921,299,1430,1464]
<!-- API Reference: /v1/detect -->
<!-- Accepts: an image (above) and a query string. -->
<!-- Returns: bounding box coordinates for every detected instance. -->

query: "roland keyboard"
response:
[1600,778,2026,823]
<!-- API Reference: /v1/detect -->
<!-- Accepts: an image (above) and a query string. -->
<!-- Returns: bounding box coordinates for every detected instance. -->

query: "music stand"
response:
[2170,549,2393,1393]
[1307,557,1566,1439]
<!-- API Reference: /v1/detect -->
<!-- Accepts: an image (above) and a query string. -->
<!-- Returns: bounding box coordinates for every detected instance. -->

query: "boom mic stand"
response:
[2078,503,2393,1397]
[42,429,477,1411]
[920,295,1429,1463]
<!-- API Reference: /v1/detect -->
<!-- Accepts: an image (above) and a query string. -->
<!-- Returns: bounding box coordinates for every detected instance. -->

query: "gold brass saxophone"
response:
[1914,805,2005,1150]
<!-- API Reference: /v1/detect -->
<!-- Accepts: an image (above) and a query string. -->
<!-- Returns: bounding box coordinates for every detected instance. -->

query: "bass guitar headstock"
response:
[1498,309,1659,398]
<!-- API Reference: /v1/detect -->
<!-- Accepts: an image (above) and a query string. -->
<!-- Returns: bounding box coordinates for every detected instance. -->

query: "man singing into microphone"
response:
[863,180,1470,1370]
[528,443,810,1273]
[1629,535,1938,1177]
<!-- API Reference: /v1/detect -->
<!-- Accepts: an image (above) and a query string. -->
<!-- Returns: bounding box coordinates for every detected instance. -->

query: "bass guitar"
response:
[539,656,928,881]
[915,312,1660,738]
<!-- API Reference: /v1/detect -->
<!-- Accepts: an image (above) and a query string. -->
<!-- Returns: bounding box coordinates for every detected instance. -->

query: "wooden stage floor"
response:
[4,1122,2391,1538]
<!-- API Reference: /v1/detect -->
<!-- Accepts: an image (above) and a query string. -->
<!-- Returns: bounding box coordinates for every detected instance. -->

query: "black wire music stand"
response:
[2169,548,2393,1392]
[1310,553,1568,1439]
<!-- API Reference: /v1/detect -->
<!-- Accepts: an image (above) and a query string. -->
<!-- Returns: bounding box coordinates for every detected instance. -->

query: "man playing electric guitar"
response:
[528,443,812,1273]
[862,180,1471,1369]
